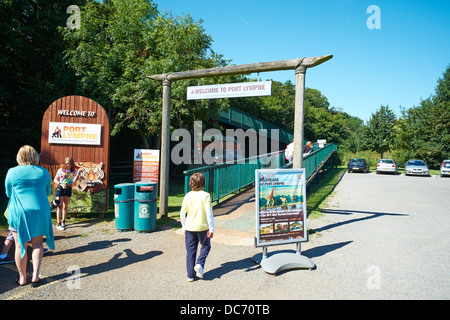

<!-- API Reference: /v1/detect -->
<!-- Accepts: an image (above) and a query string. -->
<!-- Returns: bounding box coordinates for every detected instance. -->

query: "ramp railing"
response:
[184,143,337,205]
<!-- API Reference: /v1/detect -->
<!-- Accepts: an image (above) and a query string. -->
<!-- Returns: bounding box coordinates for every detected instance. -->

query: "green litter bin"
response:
[114,183,135,231]
[134,181,157,232]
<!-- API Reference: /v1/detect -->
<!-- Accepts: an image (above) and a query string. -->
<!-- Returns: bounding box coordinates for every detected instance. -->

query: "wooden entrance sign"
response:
[40,95,110,214]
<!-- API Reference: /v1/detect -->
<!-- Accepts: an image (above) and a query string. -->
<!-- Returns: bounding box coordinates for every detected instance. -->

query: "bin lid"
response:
[114,183,135,188]
[135,181,157,187]
[134,181,157,200]
[114,183,135,199]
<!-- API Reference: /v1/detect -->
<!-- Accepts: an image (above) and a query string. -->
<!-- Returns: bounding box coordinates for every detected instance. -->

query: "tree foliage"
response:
[61,0,230,147]
[394,65,450,167]
[363,105,396,158]
[0,0,86,168]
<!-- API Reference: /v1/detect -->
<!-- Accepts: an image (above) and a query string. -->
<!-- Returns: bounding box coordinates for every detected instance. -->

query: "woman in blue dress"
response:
[5,145,55,287]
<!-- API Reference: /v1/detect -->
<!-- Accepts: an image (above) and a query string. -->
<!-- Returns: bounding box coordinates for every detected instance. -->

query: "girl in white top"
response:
[53,157,78,230]
[180,173,214,281]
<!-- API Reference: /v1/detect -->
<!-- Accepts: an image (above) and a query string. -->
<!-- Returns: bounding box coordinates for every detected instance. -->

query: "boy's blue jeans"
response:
[185,230,211,279]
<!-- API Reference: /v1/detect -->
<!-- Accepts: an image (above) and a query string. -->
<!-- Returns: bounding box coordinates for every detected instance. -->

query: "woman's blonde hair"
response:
[16,145,39,166]
[190,172,205,191]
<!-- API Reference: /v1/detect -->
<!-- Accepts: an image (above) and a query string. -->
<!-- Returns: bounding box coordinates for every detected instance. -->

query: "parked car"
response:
[405,160,429,176]
[376,159,398,174]
[441,160,450,177]
[347,158,370,173]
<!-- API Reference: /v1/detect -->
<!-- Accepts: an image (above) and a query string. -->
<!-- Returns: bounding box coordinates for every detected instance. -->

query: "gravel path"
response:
[1,172,448,300]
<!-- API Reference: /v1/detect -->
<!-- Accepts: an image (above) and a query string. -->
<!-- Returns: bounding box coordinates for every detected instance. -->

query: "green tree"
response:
[229,80,296,133]
[305,88,330,110]
[395,65,450,167]
[363,105,397,158]
[231,84,354,146]
[61,0,228,148]
[339,114,365,153]
[0,0,85,168]
[432,64,450,163]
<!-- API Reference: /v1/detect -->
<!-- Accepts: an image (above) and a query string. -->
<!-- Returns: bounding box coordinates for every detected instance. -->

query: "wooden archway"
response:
[40,95,110,214]
[148,55,333,217]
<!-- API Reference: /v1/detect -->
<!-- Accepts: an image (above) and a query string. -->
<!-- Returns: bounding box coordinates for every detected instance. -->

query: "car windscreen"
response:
[407,160,425,166]
[444,162,450,168]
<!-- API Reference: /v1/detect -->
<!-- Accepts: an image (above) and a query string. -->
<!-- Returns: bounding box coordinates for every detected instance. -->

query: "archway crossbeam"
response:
[148,56,332,81]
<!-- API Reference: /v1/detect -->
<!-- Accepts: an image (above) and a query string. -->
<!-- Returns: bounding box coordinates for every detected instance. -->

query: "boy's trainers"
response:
[187,278,194,282]
[194,264,204,279]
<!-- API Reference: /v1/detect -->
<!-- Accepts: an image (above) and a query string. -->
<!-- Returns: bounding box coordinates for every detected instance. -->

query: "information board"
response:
[255,169,308,247]
[133,149,160,184]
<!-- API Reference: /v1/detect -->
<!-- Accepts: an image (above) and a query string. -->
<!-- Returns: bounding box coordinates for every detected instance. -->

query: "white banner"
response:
[48,122,101,145]
[187,81,272,100]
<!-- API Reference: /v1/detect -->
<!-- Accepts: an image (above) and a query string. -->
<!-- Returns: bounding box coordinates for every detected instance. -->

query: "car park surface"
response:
[1,170,449,301]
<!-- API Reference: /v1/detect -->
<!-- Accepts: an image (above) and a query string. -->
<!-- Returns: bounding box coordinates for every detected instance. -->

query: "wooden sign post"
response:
[40,95,110,215]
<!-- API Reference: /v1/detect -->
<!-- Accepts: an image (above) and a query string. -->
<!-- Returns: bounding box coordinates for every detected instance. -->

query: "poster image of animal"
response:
[49,162,107,213]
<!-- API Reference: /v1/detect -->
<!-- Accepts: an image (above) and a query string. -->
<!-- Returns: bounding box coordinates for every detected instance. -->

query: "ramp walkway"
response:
[218,106,294,145]
[185,105,337,204]
[184,143,337,205]
[210,144,337,239]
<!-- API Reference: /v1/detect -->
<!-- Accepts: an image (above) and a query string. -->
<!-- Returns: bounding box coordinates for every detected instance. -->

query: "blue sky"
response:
[154,0,449,122]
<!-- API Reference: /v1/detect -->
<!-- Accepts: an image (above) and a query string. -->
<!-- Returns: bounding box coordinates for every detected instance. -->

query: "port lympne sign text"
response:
[187,81,272,100]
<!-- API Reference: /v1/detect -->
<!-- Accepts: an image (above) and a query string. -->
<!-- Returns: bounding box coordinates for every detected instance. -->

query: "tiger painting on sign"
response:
[74,162,105,194]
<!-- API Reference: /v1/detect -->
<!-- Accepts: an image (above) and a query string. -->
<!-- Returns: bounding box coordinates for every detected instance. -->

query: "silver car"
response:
[376,159,397,174]
[405,160,429,176]
[441,160,450,177]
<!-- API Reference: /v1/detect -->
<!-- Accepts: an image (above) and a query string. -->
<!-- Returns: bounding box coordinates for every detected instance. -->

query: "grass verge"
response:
[306,167,346,219]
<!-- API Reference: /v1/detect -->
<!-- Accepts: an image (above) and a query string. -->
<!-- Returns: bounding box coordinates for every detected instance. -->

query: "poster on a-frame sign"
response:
[255,168,308,247]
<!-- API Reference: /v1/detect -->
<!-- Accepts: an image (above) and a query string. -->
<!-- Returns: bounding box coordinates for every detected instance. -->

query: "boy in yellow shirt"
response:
[180,173,214,281]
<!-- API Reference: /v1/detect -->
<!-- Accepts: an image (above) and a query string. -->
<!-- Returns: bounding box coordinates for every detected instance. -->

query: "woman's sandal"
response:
[15,278,27,286]
[31,279,41,288]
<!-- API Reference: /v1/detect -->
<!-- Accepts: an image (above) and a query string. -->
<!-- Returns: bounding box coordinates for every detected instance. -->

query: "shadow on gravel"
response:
[48,248,163,284]
[302,240,353,260]
[314,209,408,233]
[50,238,132,256]
[204,257,261,280]
[203,240,354,279]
